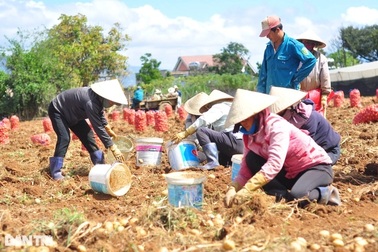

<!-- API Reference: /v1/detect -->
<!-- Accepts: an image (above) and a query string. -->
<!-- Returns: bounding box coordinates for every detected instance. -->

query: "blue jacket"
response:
[257,33,316,94]
[134,89,144,102]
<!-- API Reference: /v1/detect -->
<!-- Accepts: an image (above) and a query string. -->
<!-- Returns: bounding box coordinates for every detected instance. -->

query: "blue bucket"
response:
[166,140,200,170]
[231,154,243,181]
[164,172,206,209]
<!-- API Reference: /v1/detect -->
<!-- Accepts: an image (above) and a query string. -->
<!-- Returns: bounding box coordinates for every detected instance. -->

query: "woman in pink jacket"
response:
[224,89,341,207]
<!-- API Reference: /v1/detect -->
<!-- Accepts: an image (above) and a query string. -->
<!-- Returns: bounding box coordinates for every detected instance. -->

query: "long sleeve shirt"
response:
[300,51,331,95]
[51,87,113,148]
[257,33,316,94]
[282,100,341,151]
[235,109,332,187]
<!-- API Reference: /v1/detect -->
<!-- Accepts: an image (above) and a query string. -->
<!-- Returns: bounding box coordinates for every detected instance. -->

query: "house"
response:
[171,55,257,77]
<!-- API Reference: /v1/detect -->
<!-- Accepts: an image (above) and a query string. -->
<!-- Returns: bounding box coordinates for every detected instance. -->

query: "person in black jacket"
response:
[48,79,128,180]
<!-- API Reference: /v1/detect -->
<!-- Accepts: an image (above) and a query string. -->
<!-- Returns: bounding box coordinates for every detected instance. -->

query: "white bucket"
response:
[106,136,134,163]
[231,154,243,181]
[164,171,206,209]
[135,137,164,166]
[88,162,132,196]
[166,140,200,170]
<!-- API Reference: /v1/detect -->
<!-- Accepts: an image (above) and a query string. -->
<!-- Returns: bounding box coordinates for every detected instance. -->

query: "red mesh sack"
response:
[123,108,129,121]
[31,133,51,146]
[333,91,344,107]
[111,110,120,121]
[349,89,362,108]
[154,111,169,132]
[352,104,378,124]
[177,106,188,121]
[43,117,53,133]
[146,111,156,127]
[2,118,11,129]
[135,110,147,132]
[164,104,174,117]
[10,115,20,130]
[0,122,10,144]
[128,109,136,125]
[306,88,321,111]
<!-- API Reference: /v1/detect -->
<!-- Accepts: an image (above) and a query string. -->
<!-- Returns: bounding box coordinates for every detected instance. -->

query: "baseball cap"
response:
[259,15,281,37]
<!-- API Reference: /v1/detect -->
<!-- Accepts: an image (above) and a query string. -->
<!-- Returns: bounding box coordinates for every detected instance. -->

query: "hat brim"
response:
[225,89,277,128]
[183,92,209,116]
[91,79,128,105]
[199,90,233,113]
[269,86,307,114]
[259,29,270,37]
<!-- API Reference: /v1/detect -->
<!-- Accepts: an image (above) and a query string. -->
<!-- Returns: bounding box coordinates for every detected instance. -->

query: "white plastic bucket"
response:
[231,154,243,181]
[135,137,164,166]
[164,171,206,209]
[166,140,200,170]
[106,136,134,163]
[88,162,132,196]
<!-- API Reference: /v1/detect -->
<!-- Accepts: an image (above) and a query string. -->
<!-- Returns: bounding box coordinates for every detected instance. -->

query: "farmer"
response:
[224,89,340,207]
[173,90,243,169]
[152,89,163,100]
[256,15,316,94]
[297,30,332,115]
[269,86,341,165]
[131,85,144,110]
[48,79,127,180]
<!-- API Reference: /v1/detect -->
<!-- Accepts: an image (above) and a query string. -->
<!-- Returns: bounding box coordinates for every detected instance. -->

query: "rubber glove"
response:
[224,186,236,207]
[109,144,125,163]
[172,125,196,144]
[321,95,328,110]
[233,172,268,205]
[105,124,117,139]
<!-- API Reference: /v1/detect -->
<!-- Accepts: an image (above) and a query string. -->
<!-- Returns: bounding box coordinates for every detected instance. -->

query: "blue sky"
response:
[1,0,378,72]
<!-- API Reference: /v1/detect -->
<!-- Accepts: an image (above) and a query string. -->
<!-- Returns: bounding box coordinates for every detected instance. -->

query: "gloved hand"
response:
[109,144,125,163]
[172,125,196,144]
[233,172,268,205]
[224,186,236,207]
[105,124,117,139]
[321,95,328,110]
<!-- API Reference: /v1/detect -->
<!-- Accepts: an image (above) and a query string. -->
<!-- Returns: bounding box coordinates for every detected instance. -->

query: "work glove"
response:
[321,95,328,110]
[224,186,237,207]
[109,144,125,163]
[105,124,117,139]
[233,172,268,205]
[172,125,197,144]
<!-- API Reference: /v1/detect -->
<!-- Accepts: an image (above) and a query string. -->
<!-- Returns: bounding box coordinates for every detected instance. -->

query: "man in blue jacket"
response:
[257,15,316,94]
[132,85,144,109]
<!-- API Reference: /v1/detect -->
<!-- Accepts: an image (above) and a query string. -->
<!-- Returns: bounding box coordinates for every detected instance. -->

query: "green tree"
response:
[47,14,130,86]
[136,53,163,84]
[340,25,378,62]
[209,42,250,75]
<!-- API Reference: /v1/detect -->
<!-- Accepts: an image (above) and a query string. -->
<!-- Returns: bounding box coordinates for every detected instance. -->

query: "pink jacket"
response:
[235,109,332,187]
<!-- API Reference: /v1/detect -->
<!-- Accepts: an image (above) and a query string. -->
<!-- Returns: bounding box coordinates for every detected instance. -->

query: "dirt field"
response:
[0,96,377,252]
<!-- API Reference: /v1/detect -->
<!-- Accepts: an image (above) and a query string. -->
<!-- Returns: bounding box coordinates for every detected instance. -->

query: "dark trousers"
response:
[196,127,243,166]
[245,151,333,202]
[327,143,341,165]
[48,103,99,157]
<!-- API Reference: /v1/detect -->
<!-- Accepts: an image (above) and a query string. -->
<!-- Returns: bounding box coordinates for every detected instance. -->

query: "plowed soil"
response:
[0,96,377,252]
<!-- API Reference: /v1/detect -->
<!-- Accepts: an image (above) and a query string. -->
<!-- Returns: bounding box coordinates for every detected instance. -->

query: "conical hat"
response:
[183,92,209,116]
[199,90,234,113]
[91,79,128,105]
[296,30,326,48]
[269,86,307,114]
[225,89,277,128]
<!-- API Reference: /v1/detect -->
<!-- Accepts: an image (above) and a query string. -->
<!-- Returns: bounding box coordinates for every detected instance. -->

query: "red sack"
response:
[31,133,51,146]
[43,117,53,133]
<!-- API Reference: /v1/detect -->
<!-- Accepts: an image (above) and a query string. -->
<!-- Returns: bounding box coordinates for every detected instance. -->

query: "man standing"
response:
[132,86,144,110]
[256,15,316,94]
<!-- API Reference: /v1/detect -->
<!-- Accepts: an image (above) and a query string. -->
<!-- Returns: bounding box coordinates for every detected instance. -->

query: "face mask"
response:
[240,120,258,135]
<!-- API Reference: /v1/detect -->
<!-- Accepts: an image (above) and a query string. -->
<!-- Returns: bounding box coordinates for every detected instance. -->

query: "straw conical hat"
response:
[199,90,234,113]
[183,92,209,116]
[225,89,277,128]
[269,86,307,114]
[296,30,326,48]
[91,79,128,105]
